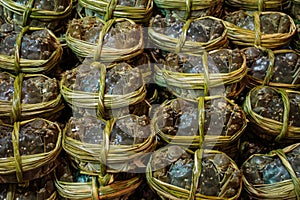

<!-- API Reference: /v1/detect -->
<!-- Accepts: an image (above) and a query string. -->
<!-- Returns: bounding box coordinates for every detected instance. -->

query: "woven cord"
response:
[254,12,262,47]
[175,19,192,54]
[6,184,16,199]
[98,118,115,186]
[22,0,34,26]
[93,19,116,119]
[12,122,23,183]
[11,73,24,124]
[96,63,107,120]
[93,19,116,62]
[14,26,30,73]
[184,0,192,21]
[262,48,275,86]
[258,0,265,12]
[271,149,300,199]
[197,97,205,149]
[188,97,206,200]
[275,88,290,142]
[202,51,210,96]
[188,148,204,200]
[104,0,118,22]
[91,176,99,200]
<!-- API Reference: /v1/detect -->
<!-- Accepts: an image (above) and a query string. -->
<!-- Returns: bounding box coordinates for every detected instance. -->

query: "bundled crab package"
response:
[0,72,64,124]
[242,46,300,90]
[146,145,242,200]
[0,118,62,183]
[60,60,146,119]
[223,10,296,49]
[58,113,156,199]
[224,0,291,12]
[66,16,144,63]
[77,0,153,23]
[62,114,156,174]
[0,0,72,32]
[153,0,224,20]
[0,22,62,74]
[151,96,247,158]
[148,14,228,54]
[242,142,300,199]
[243,86,300,143]
[54,156,142,199]
[151,48,247,99]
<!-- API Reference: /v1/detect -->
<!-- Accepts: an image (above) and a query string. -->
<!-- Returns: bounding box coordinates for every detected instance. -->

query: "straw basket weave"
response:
[0,118,62,183]
[66,16,144,63]
[153,0,224,20]
[0,0,73,32]
[224,11,296,49]
[0,72,64,124]
[54,158,142,200]
[225,0,290,12]
[152,49,247,100]
[77,0,153,23]
[0,26,62,74]
[146,145,242,200]
[148,16,228,54]
[242,143,300,200]
[243,86,300,143]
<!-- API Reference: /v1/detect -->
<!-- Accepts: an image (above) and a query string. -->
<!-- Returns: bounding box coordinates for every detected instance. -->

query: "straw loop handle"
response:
[12,122,23,183]
[22,0,34,26]
[262,48,275,86]
[202,50,210,96]
[175,19,192,54]
[14,26,30,73]
[185,0,192,20]
[96,62,107,120]
[274,88,290,142]
[254,12,262,47]
[94,19,116,62]
[104,0,118,22]
[188,149,204,200]
[11,73,24,124]
[258,0,265,12]
[91,176,99,200]
[98,118,115,186]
